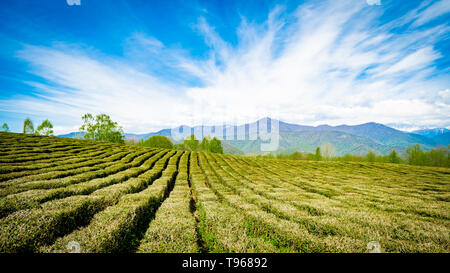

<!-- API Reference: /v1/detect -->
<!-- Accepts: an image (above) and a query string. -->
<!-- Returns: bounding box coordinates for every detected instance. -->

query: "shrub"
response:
[388,150,401,163]
[184,134,199,151]
[365,150,376,162]
[142,135,173,149]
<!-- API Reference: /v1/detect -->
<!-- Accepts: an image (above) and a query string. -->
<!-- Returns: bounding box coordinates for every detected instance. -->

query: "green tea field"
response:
[0,132,449,253]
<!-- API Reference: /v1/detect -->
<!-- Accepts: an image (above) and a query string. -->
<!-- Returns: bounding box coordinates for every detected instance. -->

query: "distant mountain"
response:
[432,132,450,146]
[412,128,450,138]
[320,122,437,148]
[57,132,85,138]
[227,130,395,156]
[58,118,448,155]
[124,129,172,141]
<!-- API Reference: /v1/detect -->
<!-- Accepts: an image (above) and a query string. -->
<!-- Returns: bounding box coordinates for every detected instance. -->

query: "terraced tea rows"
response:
[0,132,449,252]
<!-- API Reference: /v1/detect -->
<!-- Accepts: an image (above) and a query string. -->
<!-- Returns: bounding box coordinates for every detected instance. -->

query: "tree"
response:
[435,145,450,168]
[23,118,34,134]
[143,135,173,149]
[366,150,376,162]
[197,136,223,153]
[403,144,425,166]
[199,136,211,151]
[427,148,446,167]
[1,123,9,132]
[79,113,124,143]
[209,137,223,154]
[35,119,54,136]
[184,134,199,151]
[314,147,322,161]
[388,150,401,164]
[320,142,336,160]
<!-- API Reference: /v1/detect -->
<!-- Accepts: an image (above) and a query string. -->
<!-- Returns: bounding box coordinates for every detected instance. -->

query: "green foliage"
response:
[197,136,223,153]
[80,113,124,144]
[142,135,173,149]
[35,119,54,136]
[173,143,187,150]
[1,123,9,132]
[252,145,448,168]
[272,151,313,160]
[403,144,426,166]
[209,137,223,154]
[398,143,449,167]
[178,135,223,153]
[23,118,34,134]
[365,150,376,162]
[338,154,363,162]
[183,134,199,151]
[388,150,401,163]
[314,147,322,161]
[199,136,211,151]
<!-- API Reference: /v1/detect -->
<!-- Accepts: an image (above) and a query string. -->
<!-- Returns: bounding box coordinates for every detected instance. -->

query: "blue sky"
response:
[0,0,449,134]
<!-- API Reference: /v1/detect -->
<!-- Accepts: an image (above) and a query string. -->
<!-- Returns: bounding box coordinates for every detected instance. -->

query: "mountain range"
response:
[58,118,449,156]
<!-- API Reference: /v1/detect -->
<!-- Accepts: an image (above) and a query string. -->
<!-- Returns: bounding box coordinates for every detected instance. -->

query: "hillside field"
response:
[0,132,449,253]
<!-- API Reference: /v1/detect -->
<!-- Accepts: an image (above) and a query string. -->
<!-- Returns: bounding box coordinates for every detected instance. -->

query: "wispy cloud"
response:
[411,0,450,27]
[0,0,448,133]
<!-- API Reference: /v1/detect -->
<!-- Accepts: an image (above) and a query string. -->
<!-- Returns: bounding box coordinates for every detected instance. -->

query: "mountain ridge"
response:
[58,118,448,155]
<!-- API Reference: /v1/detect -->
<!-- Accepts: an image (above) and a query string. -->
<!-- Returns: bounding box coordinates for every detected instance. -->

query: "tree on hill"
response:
[1,123,9,132]
[403,144,425,165]
[184,134,199,151]
[23,118,34,134]
[80,113,124,144]
[199,136,211,151]
[197,136,223,153]
[426,147,447,167]
[365,150,376,162]
[320,142,336,160]
[209,137,223,154]
[314,147,322,161]
[142,135,173,149]
[388,150,401,163]
[35,119,54,136]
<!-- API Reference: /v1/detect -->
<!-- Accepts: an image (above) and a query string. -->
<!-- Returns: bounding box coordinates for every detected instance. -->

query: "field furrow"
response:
[190,152,281,253]
[137,152,199,253]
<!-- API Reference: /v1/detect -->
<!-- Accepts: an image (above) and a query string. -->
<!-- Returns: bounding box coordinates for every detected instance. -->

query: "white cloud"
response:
[411,0,450,27]
[377,47,441,76]
[0,0,449,133]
